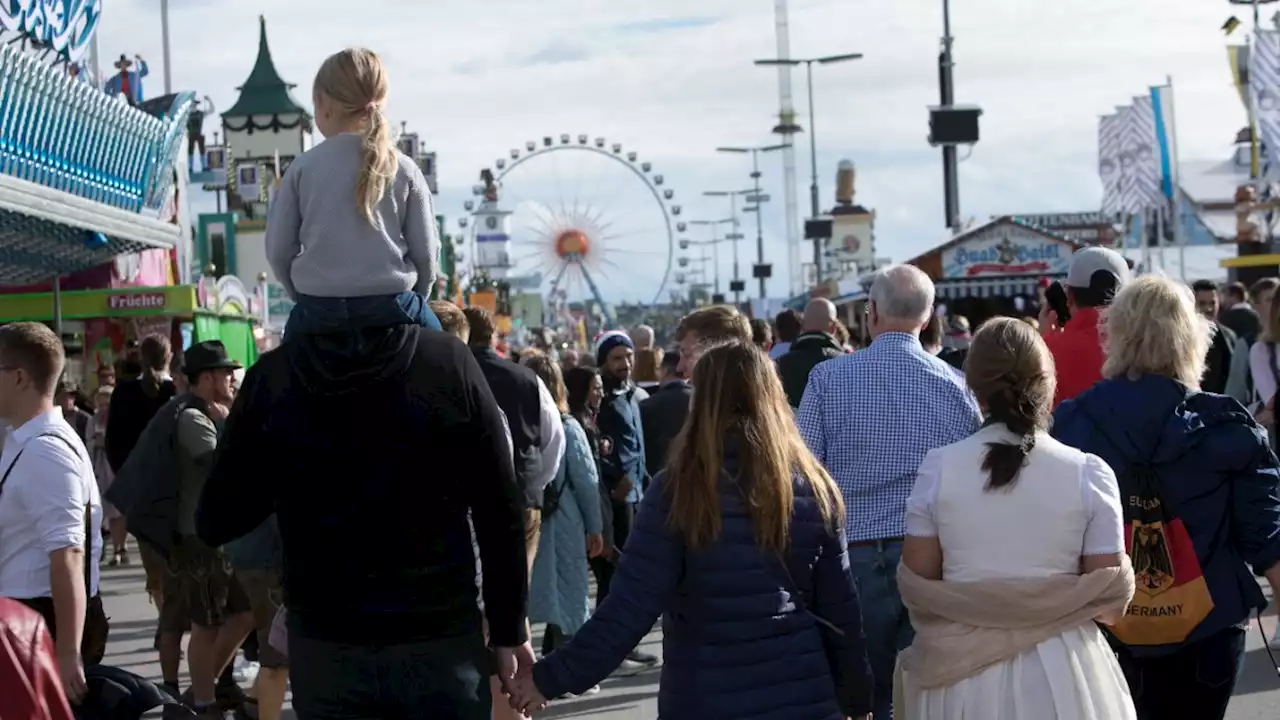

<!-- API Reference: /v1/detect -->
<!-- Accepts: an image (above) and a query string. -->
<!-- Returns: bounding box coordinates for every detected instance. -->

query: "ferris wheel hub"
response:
[554,229,591,258]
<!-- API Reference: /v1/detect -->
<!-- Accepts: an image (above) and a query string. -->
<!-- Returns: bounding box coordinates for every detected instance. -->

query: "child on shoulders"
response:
[266,47,442,337]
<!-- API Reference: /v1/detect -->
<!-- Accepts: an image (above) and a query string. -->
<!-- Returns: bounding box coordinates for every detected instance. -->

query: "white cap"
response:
[1066,246,1131,289]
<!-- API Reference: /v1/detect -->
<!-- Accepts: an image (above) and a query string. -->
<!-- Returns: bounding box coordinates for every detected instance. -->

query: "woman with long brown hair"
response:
[508,340,873,720]
[632,347,663,393]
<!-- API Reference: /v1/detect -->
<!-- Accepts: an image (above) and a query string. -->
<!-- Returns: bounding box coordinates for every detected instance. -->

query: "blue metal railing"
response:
[0,45,193,214]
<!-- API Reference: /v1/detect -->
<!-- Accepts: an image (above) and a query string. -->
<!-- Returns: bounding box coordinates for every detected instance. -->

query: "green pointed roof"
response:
[222,15,311,119]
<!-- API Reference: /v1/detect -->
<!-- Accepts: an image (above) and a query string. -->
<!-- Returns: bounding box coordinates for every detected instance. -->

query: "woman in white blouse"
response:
[898,317,1136,720]
[1249,295,1280,426]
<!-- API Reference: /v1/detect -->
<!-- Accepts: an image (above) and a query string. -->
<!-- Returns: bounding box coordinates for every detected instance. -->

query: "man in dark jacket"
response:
[1194,280,1239,395]
[593,330,657,665]
[777,299,844,408]
[639,351,691,473]
[1219,280,1263,346]
[195,319,532,719]
[462,307,563,573]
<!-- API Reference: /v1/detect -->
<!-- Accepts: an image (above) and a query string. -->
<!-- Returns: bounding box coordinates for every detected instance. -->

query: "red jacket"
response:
[0,598,75,720]
[1043,306,1106,408]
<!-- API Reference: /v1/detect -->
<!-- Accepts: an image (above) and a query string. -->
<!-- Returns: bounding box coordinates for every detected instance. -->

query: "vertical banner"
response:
[1098,113,1122,214]
[1250,30,1280,177]
[1116,99,1161,214]
[1149,84,1178,199]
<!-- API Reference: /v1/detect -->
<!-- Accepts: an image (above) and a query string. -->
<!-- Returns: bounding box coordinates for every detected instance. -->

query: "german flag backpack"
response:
[1111,460,1214,646]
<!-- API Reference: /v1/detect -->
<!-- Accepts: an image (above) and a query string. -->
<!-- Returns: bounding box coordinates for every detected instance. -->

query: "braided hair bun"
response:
[963,318,1056,491]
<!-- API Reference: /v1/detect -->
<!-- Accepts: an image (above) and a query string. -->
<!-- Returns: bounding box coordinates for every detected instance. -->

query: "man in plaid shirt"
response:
[797,264,981,720]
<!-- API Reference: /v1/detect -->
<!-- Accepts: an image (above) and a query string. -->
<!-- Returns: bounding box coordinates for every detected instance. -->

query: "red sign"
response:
[107,293,167,311]
[965,261,1050,277]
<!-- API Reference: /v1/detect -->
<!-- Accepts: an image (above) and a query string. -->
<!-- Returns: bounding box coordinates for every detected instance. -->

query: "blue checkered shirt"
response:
[797,332,983,542]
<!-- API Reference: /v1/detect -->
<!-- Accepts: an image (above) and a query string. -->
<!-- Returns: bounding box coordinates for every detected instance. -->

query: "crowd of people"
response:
[4,44,1280,720]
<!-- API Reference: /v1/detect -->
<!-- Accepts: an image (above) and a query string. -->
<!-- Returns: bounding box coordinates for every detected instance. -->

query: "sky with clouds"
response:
[98,0,1249,302]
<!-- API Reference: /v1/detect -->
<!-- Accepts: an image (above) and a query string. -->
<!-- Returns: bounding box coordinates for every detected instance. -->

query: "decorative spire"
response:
[222,15,310,120]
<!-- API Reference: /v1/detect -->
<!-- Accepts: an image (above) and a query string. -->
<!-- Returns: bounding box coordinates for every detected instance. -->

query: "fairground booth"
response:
[0,275,260,387]
[906,216,1084,327]
[0,8,203,388]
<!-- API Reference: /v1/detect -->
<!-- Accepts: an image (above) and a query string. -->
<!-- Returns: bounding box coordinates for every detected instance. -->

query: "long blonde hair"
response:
[314,48,397,225]
[666,340,844,554]
[1103,275,1211,389]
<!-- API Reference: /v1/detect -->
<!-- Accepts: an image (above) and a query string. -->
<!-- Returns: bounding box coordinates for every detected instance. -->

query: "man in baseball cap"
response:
[1042,245,1132,407]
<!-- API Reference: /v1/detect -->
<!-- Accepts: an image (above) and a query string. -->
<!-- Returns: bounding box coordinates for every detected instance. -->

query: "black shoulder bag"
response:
[0,432,110,665]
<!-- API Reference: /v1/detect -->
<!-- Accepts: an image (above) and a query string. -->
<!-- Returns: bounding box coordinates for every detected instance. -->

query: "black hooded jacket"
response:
[777,332,844,408]
[195,326,529,647]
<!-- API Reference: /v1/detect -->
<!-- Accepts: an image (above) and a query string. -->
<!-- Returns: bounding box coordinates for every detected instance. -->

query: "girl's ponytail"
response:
[356,103,397,225]
[313,48,397,226]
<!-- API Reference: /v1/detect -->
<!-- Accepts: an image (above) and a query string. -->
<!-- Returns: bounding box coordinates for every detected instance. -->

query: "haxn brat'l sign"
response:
[941,225,1073,280]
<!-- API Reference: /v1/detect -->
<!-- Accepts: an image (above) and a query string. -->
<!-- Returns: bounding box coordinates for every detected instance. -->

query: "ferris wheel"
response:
[459,134,685,316]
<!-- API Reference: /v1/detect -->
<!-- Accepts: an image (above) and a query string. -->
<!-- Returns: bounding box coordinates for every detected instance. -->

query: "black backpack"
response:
[541,413,575,518]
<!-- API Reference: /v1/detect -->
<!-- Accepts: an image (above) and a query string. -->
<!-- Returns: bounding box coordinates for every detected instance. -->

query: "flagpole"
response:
[1164,76,1187,280]
[160,0,173,95]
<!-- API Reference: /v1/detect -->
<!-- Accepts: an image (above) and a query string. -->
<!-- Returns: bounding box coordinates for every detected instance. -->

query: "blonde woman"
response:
[899,318,1136,719]
[1054,275,1280,720]
[265,47,443,338]
[508,341,873,720]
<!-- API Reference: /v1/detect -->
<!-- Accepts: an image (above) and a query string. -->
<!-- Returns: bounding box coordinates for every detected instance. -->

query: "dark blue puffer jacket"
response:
[532,451,874,720]
[1053,374,1280,656]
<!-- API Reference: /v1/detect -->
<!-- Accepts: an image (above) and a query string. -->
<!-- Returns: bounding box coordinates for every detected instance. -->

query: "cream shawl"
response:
[895,560,1135,691]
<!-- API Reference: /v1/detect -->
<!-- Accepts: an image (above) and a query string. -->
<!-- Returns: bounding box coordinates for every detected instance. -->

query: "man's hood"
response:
[1065,374,1251,465]
[284,327,417,396]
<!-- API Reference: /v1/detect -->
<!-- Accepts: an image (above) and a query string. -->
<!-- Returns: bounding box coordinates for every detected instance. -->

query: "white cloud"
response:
[100,0,1246,301]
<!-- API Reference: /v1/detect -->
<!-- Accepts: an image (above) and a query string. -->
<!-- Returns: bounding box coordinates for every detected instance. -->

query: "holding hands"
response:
[507,671,549,715]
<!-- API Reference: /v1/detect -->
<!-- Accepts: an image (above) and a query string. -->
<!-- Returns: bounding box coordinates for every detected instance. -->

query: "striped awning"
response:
[934,276,1056,300]
[0,174,179,285]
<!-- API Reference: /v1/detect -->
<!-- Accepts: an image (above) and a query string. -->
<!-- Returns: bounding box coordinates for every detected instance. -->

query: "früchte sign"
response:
[942,226,1073,280]
[0,0,101,64]
[107,293,167,311]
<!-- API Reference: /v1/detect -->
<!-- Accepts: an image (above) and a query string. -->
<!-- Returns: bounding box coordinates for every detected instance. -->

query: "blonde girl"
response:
[266,48,442,337]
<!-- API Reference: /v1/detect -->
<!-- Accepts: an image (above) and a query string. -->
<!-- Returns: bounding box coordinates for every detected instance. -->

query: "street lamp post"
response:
[703,190,754,304]
[688,219,735,298]
[717,145,787,299]
[755,53,862,284]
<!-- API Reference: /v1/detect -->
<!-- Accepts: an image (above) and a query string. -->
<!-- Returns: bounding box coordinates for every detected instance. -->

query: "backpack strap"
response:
[0,431,94,595]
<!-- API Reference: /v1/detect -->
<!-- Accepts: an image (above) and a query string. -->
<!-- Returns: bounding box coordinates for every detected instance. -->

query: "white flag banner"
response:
[1252,29,1280,174]
[1097,113,1123,214]
[1115,98,1162,214]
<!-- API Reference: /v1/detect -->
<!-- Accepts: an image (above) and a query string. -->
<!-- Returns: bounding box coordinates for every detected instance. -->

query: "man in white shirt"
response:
[0,322,102,703]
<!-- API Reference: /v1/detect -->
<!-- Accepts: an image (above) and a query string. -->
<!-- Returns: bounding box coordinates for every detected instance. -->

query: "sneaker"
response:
[108,552,119,567]
[625,649,658,665]
[118,548,131,565]
[1269,624,1280,650]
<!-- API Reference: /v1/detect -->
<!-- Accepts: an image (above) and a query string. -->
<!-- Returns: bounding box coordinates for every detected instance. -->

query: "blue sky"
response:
[103,0,1249,302]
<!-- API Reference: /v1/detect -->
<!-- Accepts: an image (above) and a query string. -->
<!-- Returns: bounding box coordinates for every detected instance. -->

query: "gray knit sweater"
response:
[265,133,439,300]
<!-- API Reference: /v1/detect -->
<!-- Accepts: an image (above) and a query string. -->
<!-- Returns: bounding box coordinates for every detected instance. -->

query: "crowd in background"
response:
[7,42,1280,720]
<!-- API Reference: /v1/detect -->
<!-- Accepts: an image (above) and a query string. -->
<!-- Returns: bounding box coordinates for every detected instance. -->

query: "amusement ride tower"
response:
[771,0,803,295]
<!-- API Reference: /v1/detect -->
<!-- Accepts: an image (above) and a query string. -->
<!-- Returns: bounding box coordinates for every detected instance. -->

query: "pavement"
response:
[98,550,662,719]
[99,550,1280,719]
